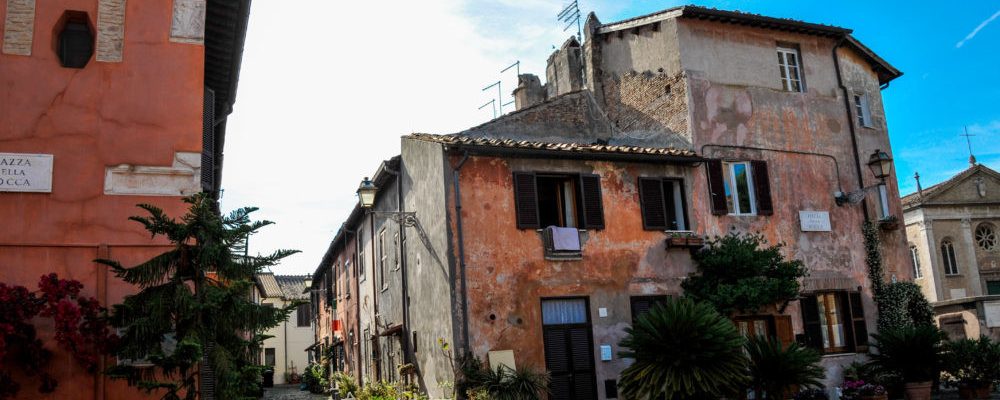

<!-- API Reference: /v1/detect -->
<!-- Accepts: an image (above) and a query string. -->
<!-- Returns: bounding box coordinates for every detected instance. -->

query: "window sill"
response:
[945,274,963,278]
[726,213,759,217]
[544,252,583,261]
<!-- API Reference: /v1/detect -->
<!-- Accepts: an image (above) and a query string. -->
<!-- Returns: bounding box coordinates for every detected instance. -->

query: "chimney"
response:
[513,74,545,110]
[545,36,583,98]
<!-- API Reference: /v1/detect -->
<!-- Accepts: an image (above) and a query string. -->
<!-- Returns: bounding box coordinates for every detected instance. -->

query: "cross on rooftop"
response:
[961,126,977,166]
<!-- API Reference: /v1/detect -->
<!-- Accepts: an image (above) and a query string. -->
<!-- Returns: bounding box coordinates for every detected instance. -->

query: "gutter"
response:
[451,151,471,354]
[832,37,871,221]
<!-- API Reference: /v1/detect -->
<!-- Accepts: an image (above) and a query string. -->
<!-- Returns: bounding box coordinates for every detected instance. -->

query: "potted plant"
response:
[869,326,946,400]
[665,231,705,248]
[745,336,825,399]
[842,380,888,400]
[793,388,828,400]
[942,337,1000,399]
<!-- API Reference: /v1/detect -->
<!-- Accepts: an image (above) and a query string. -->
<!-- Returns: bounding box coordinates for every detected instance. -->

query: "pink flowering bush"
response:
[841,379,886,399]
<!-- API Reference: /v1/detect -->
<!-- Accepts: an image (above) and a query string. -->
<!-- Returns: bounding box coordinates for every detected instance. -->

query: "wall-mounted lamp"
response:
[835,149,894,206]
[356,176,417,226]
[357,177,378,209]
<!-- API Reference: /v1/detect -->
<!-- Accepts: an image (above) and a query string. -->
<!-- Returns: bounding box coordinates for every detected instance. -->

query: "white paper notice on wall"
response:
[0,153,52,193]
[985,301,1000,328]
[799,211,831,232]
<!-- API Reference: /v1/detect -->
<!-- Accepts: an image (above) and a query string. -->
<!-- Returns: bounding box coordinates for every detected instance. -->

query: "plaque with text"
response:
[799,211,831,232]
[0,153,53,192]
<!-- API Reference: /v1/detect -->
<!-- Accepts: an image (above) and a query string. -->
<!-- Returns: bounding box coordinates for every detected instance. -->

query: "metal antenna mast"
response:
[558,0,582,42]
[478,99,496,119]
[500,61,520,109]
[483,81,502,115]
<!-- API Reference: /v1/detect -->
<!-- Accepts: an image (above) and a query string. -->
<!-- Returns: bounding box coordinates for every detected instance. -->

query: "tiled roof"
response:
[406,133,698,158]
[274,275,310,300]
[902,164,999,209]
[255,273,283,298]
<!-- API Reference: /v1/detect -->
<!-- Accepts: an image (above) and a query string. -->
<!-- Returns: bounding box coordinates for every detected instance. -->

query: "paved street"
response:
[263,385,330,400]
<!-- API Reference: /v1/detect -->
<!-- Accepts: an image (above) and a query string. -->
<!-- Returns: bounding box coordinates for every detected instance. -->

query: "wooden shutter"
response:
[750,160,773,215]
[201,87,216,192]
[774,315,794,348]
[638,178,668,230]
[579,174,605,230]
[847,292,868,352]
[569,327,597,400]
[513,172,540,229]
[706,159,728,215]
[799,295,823,352]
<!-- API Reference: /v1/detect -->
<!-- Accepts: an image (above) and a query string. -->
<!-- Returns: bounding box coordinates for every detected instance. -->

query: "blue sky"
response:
[602,1,1000,194]
[225,1,1000,274]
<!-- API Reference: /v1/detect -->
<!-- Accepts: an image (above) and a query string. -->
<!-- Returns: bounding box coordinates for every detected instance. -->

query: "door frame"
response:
[539,296,598,400]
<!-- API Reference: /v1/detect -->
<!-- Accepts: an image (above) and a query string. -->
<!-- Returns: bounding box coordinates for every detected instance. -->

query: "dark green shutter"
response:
[579,174,605,229]
[201,87,216,192]
[638,178,668,230]
[848,292,868,351]
[751,160,773,215]
[707,160,728,215]
[513,172,540,229]
[800,295,823,352]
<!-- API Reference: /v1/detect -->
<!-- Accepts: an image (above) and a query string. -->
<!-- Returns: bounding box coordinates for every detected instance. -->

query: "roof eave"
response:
[444,143,704,165]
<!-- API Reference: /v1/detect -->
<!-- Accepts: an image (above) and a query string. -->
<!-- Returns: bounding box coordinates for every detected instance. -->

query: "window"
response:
[344,260,352,298]
[941,240,959,275]
[638,178,688,230]
[853,92,872,127]
[297,303,311,327]
[777,46,803,92]
[707,160,773,216]
[800,292,867,354]
[512,172,604,230]
[630,295,669,323]
[264,348,276,367]
[876,184,890,220]
[378,229,388,290]
[988,280,1000,295]
[358,232,366,282]
[393,233,401,271]
[910,245,922,279]
[976,223,997,250]
[735,316,773,339]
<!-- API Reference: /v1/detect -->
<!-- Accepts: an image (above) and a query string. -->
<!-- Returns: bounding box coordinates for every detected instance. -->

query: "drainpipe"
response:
[832,37,871,222]
[382,165,414,379]
[451,151,471,354]
[369,213,382,381]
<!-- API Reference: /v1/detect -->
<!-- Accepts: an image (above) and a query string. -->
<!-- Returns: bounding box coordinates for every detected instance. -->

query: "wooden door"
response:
[542,298,597,400]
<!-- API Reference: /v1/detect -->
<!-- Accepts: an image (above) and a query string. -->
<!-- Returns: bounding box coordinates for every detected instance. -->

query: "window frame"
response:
[909,244,922,279]
[536,174,583,229]
[638,177,689,231]
[358,229,367,283]
[941,239,959,275]
[296,303,311,327]
[378,228,388,291]
[853,92,873,128]
[777,46,804,93]
[723,161,757,215]
[800,291,867,355]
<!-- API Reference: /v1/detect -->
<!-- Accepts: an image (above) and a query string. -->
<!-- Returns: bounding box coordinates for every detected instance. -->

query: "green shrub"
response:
[618,297,748,399]
[302,363,328,394]
[745,336,825,398]
[942,336,1000,388]
[682,233,807,315]
[457,355,548,400]
[332,372,358,396]
[869,325,946,383]
[876,281,934,331]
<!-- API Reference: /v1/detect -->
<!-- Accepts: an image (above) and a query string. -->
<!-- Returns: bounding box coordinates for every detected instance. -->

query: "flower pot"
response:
[958,383,994,400]
[902,381,933,400]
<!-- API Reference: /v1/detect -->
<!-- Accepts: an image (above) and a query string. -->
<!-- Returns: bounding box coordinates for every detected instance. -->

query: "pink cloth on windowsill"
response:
[549,226,581,251]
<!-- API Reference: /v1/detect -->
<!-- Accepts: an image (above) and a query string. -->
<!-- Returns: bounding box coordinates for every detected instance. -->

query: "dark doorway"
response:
[541,298,597,400]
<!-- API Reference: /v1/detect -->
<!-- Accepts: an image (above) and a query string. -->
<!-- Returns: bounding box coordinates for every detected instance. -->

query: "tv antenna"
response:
[500,61,520,109]
[558,0,582,42]
[478,99,496,119]
[483,81,503,115]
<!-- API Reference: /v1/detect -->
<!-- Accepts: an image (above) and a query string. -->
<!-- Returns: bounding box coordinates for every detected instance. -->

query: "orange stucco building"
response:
[0,0,249,398]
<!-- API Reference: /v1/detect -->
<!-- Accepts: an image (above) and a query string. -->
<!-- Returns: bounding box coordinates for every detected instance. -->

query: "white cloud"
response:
[956,9,1000,48]
[221,0,621,274]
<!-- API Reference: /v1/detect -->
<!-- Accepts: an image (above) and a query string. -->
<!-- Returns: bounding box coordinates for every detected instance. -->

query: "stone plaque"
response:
[2,0,35,56]
[985,301,1000,328]
[96,0,126,62]
[0,153,53,192]
[170,0,205,44]
[799,211,831,232]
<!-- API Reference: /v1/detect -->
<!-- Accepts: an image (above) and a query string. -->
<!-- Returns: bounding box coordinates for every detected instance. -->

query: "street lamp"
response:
[357,177,377,209]
[867,149,892,182]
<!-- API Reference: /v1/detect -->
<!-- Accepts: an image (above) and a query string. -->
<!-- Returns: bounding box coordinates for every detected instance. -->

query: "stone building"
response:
[0,0,249,398]
[256,274,316,385]
[313,6,910,399]
[903,163,1000,340]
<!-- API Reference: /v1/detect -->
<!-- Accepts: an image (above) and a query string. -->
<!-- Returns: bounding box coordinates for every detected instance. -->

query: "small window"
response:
[987,280,1000,295]
[297,303,311,327]
[358,234,366,283]
[801,292,867,354]
[735,316,773,339]
[853,92,872,127]
[723,162,756,215]
[630,295,669,323]
[513,172,604,230]
[638,178,688,231]
[541,298,589,325]
[264,348,276,367]
[909,245,922,279]
[344,260,352,298]
[941,240,959,275]
[393,233,401,271]
[876,184,891,220]
[975,223,997,251]
[777,46,803,92]
[378,229,388,290]
[57,11,94,69]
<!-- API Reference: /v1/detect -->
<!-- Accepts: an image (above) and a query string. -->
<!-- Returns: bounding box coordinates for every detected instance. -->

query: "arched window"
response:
[975,223,997,251]
[941,240,959,275]
[909,244,922,279]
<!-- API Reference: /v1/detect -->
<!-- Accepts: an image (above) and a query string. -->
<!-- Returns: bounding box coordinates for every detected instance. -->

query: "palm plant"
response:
[745,335,825,399]
[942,337,1000,389]
[618,297,748,400]
[869,325,946,383]
[458,355,548,400]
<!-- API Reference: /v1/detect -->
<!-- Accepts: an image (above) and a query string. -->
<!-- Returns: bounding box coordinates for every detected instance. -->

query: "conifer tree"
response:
[97,194,299,400]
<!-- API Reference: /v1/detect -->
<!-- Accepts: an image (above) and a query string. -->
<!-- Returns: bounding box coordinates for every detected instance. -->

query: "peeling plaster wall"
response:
[452,155,696,399]
[0,0,204,398]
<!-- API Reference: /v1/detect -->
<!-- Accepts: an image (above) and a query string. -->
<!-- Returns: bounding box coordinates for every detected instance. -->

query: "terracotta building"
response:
[312,6,910,399]
[903,163,1000,341]
[0,0,250,398]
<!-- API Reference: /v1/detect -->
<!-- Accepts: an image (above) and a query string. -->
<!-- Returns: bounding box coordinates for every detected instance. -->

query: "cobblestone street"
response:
[263,385,330,400]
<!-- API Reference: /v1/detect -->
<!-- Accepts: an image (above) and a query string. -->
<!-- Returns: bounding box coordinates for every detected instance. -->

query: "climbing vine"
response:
[863,221,934,331]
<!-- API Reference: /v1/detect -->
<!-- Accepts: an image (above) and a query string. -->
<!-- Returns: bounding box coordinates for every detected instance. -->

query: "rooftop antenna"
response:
[483,81,502,115]
[500,61,520,109]
[961,126,977,166]
[478,99,497,119]
[558,0,582,42]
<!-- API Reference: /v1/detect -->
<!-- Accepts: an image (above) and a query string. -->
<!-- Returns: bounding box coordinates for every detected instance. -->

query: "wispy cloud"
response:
[956,9,1000,48]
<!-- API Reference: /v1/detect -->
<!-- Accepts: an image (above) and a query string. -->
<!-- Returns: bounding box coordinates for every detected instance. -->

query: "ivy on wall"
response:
[863,221,935,332]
